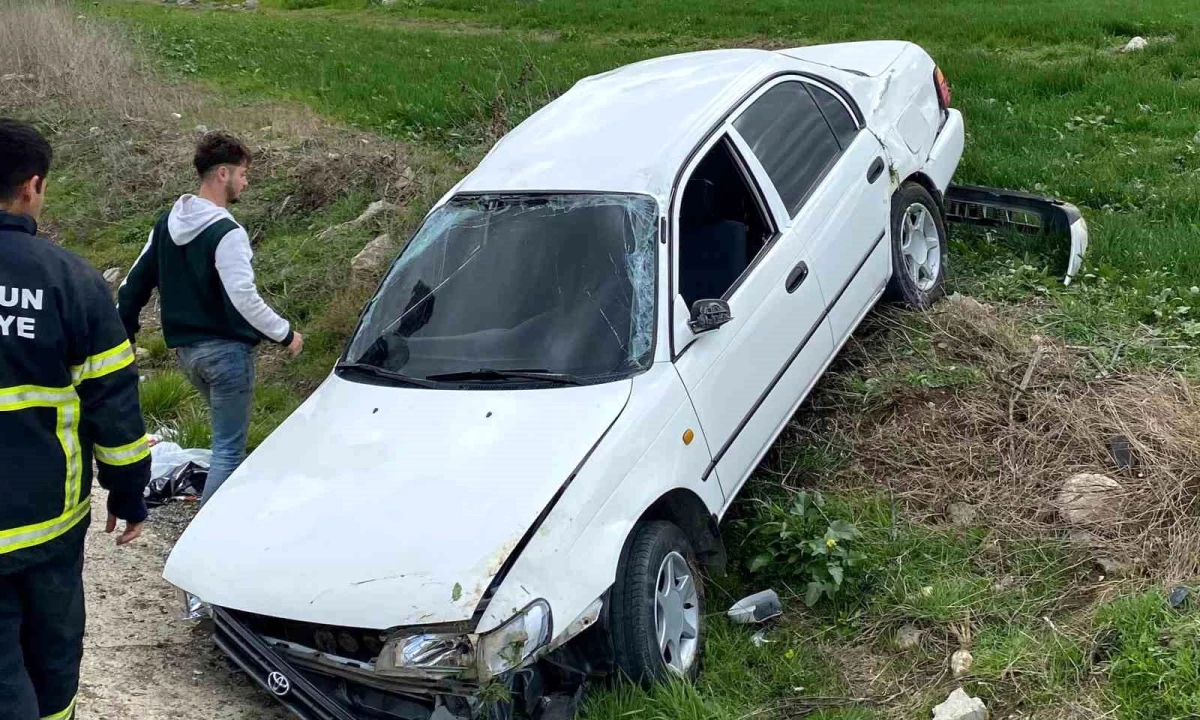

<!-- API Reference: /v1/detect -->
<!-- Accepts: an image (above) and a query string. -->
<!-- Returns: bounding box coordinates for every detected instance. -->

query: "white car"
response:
[165,41,964,719]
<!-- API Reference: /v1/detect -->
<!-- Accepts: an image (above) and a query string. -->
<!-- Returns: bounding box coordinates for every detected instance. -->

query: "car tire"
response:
[884,182,947,308]
[610,521,704,685]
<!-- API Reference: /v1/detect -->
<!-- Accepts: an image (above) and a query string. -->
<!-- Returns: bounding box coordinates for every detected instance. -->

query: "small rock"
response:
[88,126,102,136]
[171,112,182,120]
[1169,586,1189,608]
[243,0,259,7]
[896,624,922,650]
[1057,473,1123,525]
[950,649,973,678]
[194,124,208,133]
[1122,36,1148,52]
[102,267,122,284]
[1068,529,1101,549]
[1095,556,1133,579]
[932,688,988,720]
[135,346,150,362]
[948,502,977,528]
[381,0,398,5]
[351,234,396,274]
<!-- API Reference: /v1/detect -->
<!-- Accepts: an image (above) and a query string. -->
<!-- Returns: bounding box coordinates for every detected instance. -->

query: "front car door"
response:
[672,75,881,508]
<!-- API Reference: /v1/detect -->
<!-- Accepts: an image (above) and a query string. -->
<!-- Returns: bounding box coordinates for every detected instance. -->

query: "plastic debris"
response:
[182,591,209,621]
[146,441,212,506]
[750,630,770,647]
[1169,586,1189,608]
[1122,36,1148,52]
[727,589,782,624]
[1108,435,1139,471]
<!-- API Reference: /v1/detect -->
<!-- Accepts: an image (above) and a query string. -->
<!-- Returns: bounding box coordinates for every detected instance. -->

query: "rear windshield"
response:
[345,193,658,384]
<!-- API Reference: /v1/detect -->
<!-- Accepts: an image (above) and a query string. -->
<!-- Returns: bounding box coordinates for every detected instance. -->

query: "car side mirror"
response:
[688,299,733,334]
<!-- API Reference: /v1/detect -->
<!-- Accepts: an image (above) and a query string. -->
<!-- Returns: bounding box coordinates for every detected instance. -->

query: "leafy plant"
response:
[743,491,865,607]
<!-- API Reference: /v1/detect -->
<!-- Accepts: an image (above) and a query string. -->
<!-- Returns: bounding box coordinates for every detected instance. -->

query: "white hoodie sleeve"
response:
[213,228,293,344]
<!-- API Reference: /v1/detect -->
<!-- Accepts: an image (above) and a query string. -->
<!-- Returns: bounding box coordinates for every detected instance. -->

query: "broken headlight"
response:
[376,633,474,677]
[475,600,551,678]
[374,601,552,680]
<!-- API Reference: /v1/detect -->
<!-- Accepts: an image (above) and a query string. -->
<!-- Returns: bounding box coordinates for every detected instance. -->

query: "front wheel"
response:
[884,182,947,308]
[609,521,704,684]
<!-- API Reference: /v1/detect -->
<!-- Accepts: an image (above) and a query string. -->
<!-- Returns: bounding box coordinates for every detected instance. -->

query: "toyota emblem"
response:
[267,670,291,697]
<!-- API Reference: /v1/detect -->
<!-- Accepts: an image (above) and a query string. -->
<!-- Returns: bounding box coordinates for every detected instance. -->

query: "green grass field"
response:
[32,0,1200,716]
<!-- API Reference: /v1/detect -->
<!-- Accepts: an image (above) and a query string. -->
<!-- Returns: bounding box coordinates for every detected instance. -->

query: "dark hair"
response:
[0,118,53,202]
[194,132,251,178]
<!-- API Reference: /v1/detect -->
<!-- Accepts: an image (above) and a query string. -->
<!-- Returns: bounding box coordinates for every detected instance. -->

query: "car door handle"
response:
[785,261,809,293]
[867,157,885,183]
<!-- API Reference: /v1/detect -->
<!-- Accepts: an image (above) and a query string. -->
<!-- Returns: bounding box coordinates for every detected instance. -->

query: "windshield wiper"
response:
[336,362,438,388]
[424,368,586,386]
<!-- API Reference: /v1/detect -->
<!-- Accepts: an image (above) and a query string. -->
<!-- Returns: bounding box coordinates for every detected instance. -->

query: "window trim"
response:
[728,76,856,224]
[670,133,780,359]
[666,70,862,360]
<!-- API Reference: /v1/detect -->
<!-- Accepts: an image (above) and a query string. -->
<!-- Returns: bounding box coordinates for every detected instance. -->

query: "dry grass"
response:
[802,295,1200,583]
[0,0,192,121]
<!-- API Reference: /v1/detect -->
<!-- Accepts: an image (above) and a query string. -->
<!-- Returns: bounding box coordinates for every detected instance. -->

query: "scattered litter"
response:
[1108,435,1139,471]
[749,630,770,647]
[896,624,922,650]
[1122,36,1148,53]
[102,267,122,283]
[1168,586,1189,608]
[146,441,211,506]
[931,688,987,720]
[949,649,973,678]
[727,589,782,624]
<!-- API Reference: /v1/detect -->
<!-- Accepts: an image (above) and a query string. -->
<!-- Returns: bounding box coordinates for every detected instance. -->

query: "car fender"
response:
[476,365,722,639]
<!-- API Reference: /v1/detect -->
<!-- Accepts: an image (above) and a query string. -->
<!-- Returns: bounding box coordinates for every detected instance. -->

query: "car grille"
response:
[228,608,388,664]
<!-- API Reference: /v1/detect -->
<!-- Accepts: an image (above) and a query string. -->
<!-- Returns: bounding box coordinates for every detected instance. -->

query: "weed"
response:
[742,491,866,607]
[138,371,198,424]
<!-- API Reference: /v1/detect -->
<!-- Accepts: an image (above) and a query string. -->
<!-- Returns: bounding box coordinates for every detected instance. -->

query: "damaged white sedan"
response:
[164,41,964,719]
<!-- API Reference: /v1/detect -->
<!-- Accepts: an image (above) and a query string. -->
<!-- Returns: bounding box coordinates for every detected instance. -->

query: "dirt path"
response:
[80,485,289,720]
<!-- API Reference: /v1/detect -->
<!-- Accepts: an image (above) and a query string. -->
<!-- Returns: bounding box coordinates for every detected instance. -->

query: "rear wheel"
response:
[610,521,704,684]
[884,182,946,308]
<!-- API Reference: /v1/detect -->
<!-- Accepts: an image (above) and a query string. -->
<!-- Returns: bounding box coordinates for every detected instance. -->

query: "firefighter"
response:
[0,119,151,719]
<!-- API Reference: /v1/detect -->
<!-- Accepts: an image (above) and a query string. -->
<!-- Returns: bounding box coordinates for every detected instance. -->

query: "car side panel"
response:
[476,366,721,636]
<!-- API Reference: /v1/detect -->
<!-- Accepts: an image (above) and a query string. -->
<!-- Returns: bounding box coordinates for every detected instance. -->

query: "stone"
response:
[194,124,209,133]
[88,126,102,136]
[896,624,922,650]
[1057,473,1122,525]
[135,346,150,362]
[1095,556,1134,579]
[351,234,396,274]
[931,688,988,720]
[102,267,122,284]
[948,502,977,527]
[1122,36,1148,52]
[243,0,259,7]
[950,649,973,678]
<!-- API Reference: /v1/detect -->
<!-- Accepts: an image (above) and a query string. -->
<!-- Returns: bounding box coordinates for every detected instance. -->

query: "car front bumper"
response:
[212,606,464,720]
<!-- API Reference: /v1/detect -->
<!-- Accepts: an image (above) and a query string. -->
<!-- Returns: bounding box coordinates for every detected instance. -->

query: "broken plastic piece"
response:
[944,184,1089,284]
[727,589,782,624]
[179,590,209,621]
[1169,586,1189,609]
[1108,435,1138,471]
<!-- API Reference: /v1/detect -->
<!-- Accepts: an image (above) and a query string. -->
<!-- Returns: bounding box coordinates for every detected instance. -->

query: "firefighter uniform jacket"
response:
[0,211,150,574]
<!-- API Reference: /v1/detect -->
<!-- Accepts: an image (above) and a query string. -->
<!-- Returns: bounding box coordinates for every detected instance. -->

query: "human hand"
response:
[105,512,144,546]
[287,331,304,358]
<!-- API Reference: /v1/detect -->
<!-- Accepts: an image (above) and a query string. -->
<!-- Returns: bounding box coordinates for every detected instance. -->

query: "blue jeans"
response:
[176,340,256,505]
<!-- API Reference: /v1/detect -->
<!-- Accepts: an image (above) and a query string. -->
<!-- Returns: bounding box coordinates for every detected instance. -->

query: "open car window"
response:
[345,194,658,386]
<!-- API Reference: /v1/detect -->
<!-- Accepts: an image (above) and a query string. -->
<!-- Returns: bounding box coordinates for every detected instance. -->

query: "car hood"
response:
[163,374,631,630]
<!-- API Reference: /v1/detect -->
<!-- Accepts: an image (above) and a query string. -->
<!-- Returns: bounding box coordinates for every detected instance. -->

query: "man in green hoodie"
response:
[118,132,303,505]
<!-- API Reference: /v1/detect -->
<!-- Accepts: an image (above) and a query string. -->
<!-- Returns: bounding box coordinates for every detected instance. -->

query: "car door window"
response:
[732,81,842,217]
[808,84,859,150]
[677,137,774,306]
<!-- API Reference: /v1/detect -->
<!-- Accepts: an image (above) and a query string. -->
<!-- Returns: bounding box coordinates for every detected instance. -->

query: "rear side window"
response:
[733,81,841,217]
[808,84,859,149]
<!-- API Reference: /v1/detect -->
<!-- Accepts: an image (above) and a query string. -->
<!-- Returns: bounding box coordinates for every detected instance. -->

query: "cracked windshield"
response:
[346,194,658,384]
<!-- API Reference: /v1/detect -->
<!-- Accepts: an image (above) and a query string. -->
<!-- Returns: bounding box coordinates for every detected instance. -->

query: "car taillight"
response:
[934,66,952,109]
